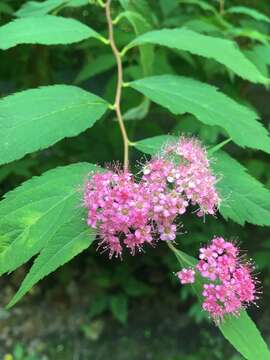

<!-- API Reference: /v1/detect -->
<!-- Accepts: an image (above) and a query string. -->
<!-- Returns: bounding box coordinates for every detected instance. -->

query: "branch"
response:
[105,0,130,171]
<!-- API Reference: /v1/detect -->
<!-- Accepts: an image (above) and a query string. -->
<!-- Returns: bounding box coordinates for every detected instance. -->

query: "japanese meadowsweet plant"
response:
[0,0,270,358]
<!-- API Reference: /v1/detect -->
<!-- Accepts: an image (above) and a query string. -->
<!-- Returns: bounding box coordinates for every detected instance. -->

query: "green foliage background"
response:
[0,0,270,359]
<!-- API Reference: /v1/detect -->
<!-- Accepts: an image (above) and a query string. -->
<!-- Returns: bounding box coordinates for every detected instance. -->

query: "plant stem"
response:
[166,242,185,267]
[97,0,105,7]
[208,138,232,155]
[167,241,177,253]
[105,0,131,171]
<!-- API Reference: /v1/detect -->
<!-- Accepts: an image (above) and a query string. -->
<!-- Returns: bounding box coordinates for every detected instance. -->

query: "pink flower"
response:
[211,237,226,254]
[197,261,218,281]
[84,136,220,258]
[177,268,195,284]
[158,224,177,241]
[178,237,258,323]
[199,247,218,261]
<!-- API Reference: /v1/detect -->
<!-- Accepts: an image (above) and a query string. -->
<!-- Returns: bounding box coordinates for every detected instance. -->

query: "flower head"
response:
[177,237,258,323]
[84,136,220,258]
[84,170,153,258]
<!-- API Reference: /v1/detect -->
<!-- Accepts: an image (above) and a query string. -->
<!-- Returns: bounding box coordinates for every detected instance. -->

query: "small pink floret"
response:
[177,268,195,284]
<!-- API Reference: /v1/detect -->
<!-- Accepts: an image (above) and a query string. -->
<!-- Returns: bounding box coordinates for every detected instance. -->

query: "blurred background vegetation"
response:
[0,0,270,359]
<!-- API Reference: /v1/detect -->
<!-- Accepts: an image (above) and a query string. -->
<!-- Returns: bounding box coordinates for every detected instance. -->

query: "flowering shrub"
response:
[0,1,270,359]
[84,137,220,257]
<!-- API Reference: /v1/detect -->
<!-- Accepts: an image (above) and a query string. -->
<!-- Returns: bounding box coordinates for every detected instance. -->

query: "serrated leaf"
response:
[74,54,116,84]
[0,85,108,165]
[172,246,270,360]
[8,212,95,307]
[226,6,270,24]
[124,28,269,84]
[0,162,99,278]
[130,75,270,153]
[0,15,102,50]
[212,151,270,226]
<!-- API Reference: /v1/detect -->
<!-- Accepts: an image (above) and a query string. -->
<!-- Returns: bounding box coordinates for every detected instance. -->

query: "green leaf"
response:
[208,138,232,155]
[15,0,89,17]
[226,6,270,24]
[118,10,154,76]
[179,0,217,14]
[15,0,65,17]
[130,75,270,153]
[134,135,175,155]
[66,0,89,7]
[110,294,128,324]
[220,311,270,360]
[213,151,270,226]
[119,0,154,27]
[74,54,116,84]
[118,0,129,9]
[124,28,269,84]
[172,246,270,360]
[227,27,270,46]
[125,11,154,75]
[89,295,109,318]
[0,85,108,165]
[183,19,222,35]
[0,162,98,280]
[122,98,150,121]
[0,15,103,50]
[8,212,95,307]
[117,10,151,31]
[159,0,178,16]
[245,45,270,77]
[13,344,24,359]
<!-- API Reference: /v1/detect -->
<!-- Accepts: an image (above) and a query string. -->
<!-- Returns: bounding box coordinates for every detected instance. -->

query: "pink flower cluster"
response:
[83,137,220,258]
[143,137,220,217]
[177,237,258,323]
[84,170,154,257]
